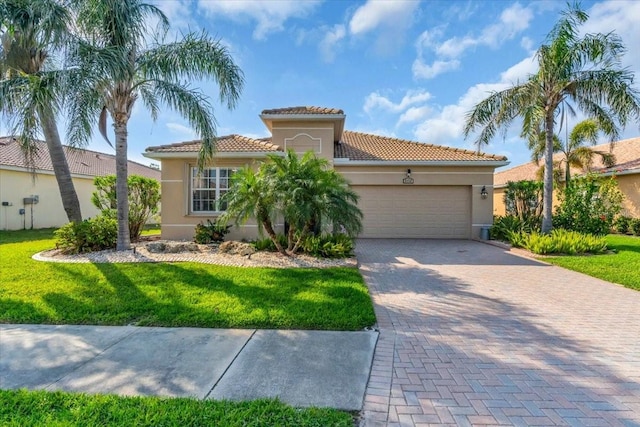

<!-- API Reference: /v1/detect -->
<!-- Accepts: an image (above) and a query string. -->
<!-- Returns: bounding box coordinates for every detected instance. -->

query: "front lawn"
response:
[544,234,640,291]
[0,389,353,426]
[0,229,375,330]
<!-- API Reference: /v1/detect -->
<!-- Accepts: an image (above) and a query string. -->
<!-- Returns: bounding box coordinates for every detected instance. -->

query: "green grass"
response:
[0,389,353,426]
[0,229,375,330]
[544,234,640,291]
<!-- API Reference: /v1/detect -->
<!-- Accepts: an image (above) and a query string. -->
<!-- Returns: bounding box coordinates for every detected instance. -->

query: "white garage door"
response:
[353,185,471,239]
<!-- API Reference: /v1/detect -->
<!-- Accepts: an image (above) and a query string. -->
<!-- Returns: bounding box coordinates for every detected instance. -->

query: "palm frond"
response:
[148,79,217,168]
[138,32,244,109]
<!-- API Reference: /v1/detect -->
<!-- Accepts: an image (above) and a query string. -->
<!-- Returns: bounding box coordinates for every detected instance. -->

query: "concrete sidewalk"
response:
[0,324,378,410]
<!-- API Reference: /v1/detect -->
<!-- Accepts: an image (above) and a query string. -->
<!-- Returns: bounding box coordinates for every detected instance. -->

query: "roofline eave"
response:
[333,159,510,167]
[143,151,284,160]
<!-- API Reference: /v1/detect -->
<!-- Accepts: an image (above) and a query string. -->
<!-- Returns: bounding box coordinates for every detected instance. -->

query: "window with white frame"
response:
[191,167,234,213]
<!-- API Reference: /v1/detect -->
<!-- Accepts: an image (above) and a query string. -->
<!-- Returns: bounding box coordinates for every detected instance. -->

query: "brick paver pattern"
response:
[357,239,640,426]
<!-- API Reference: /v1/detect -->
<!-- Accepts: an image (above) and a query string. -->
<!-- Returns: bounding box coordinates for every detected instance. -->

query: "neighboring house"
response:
[494,136,640,218]
[0,137,161,230]
[144,106,508,241]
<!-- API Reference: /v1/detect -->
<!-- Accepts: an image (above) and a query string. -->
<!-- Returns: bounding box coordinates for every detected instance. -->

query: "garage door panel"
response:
[354,186,470,239]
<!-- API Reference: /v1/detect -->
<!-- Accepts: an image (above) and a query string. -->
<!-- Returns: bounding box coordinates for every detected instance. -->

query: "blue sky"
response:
[7,1,640,170]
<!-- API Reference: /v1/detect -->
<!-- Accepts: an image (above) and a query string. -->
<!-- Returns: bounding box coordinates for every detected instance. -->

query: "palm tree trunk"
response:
[37,107,83,223]
[565,161,571,186]
[542,113,555,234]
[113,118,131,251]
[261,217,285,255]
[290,223,311,255]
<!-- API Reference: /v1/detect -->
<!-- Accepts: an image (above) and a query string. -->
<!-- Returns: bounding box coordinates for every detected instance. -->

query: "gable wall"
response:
[0,168,101,230]
[270,120,334,161]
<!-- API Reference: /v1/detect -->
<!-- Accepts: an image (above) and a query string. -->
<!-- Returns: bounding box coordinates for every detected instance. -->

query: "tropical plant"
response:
[503,180,543,228]
[510,229,608,255]
[631,218,640,236]
[66,0,244,250]
[553,174,623,235]
[194,219,231,244]
[464,3,640,233]
[92,174,160,241]
[528,118,616,184]
[222,150,363,256]
[0,0,82,223]
[220,166,285,253]
[264,150,363,254]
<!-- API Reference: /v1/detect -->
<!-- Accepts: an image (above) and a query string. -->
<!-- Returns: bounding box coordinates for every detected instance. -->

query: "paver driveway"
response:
[357,239,640,426]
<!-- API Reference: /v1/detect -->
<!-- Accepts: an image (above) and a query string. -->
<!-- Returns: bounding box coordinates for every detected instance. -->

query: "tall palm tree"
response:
[67,0,244,250]
[463,3,640,233]
[0,0,83,223]
[529,118,616,184]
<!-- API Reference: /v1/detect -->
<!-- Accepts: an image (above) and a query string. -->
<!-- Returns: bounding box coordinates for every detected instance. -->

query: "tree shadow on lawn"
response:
[30,262,374,330]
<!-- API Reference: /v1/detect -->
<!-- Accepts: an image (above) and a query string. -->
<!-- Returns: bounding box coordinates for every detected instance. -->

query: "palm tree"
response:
[220,166,285,254]
[529,118,616,185]
[463,3,640,233]
[66,0,244,250]
[0,0,83,223]
[265,150,362,254]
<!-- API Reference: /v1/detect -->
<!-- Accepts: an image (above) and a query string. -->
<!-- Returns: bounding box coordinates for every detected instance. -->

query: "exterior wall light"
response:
[480,186,488,199]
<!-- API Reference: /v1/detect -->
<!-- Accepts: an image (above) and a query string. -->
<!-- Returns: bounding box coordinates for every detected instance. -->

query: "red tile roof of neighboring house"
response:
[494,136,640,186]
[145,134,280,153]
[261,106,344,115]
[0,136,161,179]
[336,131,508,162]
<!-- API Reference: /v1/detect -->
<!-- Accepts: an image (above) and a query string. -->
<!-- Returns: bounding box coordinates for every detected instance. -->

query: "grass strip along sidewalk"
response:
[0,390,353,426]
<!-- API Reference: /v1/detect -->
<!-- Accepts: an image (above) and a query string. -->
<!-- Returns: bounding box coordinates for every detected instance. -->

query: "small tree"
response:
[554,174,623,235]
[504,180,543,230]
[92,174,160,241]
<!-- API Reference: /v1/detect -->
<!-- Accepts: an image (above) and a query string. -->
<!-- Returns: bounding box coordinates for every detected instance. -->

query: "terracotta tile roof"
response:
[335,131,508,162]
[261,106,344,115]
[495,136,640,186]
[0,136,161,179]
[145,134,280,153]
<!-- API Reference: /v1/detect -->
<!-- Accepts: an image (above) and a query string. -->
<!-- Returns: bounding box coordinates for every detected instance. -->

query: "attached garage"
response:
[353,185,471,238]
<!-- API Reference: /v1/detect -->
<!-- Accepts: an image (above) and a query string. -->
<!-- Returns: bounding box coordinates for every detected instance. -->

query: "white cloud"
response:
[349,0,419,35]
[197,0,321,40]
[319,24,346,63]
[398,106,432,125]
[520,36,534,51]
[413,55,537,145]
[364,89,432,114]
[166,122,197,139]
[412,59,460,80]
[412,3,534,80]
[348,0,420,55]
[583,1,640,75]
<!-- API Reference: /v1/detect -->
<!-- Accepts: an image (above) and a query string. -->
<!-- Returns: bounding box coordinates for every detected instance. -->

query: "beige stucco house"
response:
[494,137,640,218]
[0,137,161,230]
[144,106,508,241]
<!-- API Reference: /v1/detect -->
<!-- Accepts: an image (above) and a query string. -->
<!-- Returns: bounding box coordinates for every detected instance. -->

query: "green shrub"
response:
[194,219,231,244]
[554,175,623,235]
[491,215,540,242]
[631,219,640,236]
[504,180,543,226]
[92,175,160,241]
[300,233,354,258]
[55,215,117,254]
[253,234,288,252]
[514,229,607,255]
[614,216,632,234]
